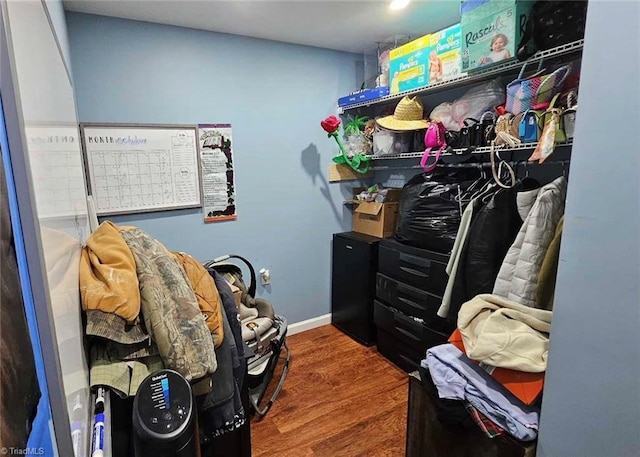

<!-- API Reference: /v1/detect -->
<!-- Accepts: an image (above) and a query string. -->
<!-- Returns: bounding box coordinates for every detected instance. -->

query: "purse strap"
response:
[521,109,542,120]
[548,93,561,111]
[567,90,578,109]
[516,59,545,80]
[420,145,444,172]
[536,64,572,99]
[490,143,516,189]
[479,111,497,123]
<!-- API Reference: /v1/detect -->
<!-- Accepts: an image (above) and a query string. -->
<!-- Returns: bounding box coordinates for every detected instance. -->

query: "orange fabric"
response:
[80,221,140,322]
[449,328,544,405]
[173,252,224,348]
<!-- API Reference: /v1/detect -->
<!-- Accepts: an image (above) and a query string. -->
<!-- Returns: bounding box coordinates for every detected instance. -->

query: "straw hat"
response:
[376,96,429,131]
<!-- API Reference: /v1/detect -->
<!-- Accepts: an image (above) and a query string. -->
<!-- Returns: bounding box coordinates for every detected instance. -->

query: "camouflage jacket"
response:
[120,228,217,381]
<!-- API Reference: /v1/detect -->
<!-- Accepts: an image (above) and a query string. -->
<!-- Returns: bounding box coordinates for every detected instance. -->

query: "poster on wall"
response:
[198,124,237,223]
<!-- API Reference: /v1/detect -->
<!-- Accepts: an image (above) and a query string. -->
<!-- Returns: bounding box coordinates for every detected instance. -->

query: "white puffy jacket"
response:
[493,177,567,308]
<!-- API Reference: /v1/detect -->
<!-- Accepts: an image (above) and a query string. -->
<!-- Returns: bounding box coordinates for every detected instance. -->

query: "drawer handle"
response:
[399,266,429,278]
[397,296,424,312]
[399,253,432,268]
[394,326,421,342]
[397,283,426,299]
[399,353,419,368]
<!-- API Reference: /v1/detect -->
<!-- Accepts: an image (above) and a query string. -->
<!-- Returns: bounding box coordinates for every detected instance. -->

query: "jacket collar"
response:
[516,176,568,221]
[516,187,540,220]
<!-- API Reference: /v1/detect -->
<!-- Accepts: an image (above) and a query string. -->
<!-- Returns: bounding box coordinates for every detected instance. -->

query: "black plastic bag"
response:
[517,0,588,61]
[395,170,479,253]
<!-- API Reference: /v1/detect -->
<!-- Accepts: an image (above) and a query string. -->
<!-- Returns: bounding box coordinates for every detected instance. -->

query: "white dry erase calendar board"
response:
[80,124,202,215]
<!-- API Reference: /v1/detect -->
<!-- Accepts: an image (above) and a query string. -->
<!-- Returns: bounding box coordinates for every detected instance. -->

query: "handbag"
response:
[529,94,564,163]
[479,111,497,146]
[493,114,521,148]
[445,130,461,149]
[519,109,544,142]
[420,121,447,172]
[458,118,481,149]
[506,61,572,115]
[540,94,566,143]
[510,112,526,139]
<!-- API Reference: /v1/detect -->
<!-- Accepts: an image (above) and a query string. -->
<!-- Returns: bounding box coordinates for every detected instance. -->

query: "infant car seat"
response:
[204,255,290,419]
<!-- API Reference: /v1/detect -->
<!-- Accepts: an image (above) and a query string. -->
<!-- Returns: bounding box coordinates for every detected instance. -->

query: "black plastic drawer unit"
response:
[373,301,448,356]
[376,273,442,324]
[331,232,379,346]
[378,239,449,296]
[376,273,456,335]
[376,328,425,373]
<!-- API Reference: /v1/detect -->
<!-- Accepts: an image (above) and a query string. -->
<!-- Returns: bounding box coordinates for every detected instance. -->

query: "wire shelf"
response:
[338,39,584,112]
[367,141,574,161]
[372,159,571,172]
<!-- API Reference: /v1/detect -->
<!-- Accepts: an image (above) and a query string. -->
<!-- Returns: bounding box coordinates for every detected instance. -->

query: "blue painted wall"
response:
[66,12,366,324]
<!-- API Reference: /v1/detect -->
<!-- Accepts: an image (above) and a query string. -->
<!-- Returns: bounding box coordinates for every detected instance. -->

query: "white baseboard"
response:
[288,313,332,336]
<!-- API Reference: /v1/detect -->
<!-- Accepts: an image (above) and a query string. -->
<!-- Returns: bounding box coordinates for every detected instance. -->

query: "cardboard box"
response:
[461,0,534,72]
[328,163,372,182]
[352,188,402,238]
[427,23,464,84]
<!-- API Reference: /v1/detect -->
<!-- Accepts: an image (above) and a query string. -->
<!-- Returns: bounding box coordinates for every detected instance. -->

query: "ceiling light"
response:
[389,0,410,10]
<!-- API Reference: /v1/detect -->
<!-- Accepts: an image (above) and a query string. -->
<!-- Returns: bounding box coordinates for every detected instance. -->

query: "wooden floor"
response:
[251,324,409,457]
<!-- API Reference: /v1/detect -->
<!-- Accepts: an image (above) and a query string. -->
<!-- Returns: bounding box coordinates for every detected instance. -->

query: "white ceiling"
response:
[63,0,462,54]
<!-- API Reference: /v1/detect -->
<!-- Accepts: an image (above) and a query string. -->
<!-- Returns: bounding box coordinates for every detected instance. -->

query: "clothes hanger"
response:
[462,169,484,196]
[518,160,541,191]
[470,174,497,202]
[454,164,486,207]
[457,165,490,204]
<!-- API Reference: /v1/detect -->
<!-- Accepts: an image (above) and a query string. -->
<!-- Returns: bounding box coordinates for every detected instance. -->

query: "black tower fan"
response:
[132,370,199,457]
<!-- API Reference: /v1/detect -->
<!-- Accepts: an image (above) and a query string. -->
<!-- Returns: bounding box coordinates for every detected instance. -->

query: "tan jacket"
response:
[80,221,140,322]
[173,252,225,347]
[537,216,564,311]
[458,294,552,373]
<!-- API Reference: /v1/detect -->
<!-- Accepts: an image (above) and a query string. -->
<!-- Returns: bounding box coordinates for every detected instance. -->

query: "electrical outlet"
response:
[259,268,271,285]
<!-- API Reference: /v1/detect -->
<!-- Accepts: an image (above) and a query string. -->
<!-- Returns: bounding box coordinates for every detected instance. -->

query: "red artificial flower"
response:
[321,115,341,134]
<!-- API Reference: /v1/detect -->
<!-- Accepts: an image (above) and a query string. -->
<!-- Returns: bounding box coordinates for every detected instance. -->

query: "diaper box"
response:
[388,23,462,95]
[427,23,464,84]
[388,34,430,95]
[460,0,534,72]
